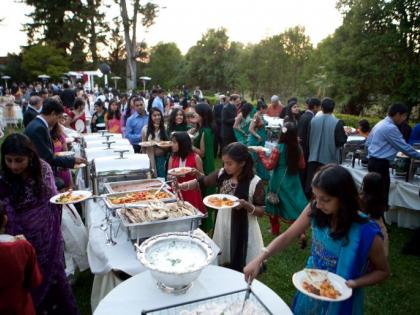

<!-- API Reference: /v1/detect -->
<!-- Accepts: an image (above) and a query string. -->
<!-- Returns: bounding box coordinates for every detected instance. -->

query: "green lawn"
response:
[73,218,420,315]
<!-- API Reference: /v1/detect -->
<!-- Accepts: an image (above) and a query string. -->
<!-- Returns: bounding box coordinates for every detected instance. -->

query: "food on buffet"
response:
[120,201,197,223]
[108,190,172,204]
[179,300,266,315]
[107,180,163,193]
[302,269,341,299]
[56,191,85,203]
[207,196,235,208]
[146,238,207,273]
[167,167,193,176]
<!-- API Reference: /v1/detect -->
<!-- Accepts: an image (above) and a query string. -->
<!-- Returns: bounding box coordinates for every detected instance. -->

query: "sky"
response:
[0,0,343,56]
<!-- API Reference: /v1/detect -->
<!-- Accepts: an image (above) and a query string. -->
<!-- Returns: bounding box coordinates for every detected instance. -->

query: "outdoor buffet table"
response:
[342,162,420,229]
[94,265,292,315]
[85,199,220,311]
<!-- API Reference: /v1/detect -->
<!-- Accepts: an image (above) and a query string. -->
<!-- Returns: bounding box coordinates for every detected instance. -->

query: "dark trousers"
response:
[368,157,390,205]
[133,144,141,154]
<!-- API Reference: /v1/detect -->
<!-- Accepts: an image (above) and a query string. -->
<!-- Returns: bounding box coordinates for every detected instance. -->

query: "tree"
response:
[184,28,231,91]
[119,0,158,90]
[21,44,70,81]
[145,42,184,90]
[2,53,28,83]
[86,0,110,66]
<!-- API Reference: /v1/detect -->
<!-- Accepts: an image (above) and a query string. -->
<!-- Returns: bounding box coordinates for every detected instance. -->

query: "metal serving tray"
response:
[116,201,204,240]
[104,179,165,194]
[102,188,176,209]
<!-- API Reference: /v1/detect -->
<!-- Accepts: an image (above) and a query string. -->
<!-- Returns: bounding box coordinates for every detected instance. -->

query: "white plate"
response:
[344,126,356,133]
[292,269,352,302]
[75,119,85,132]
[203,194,240,210]
[248,146,269,153]
[156,141,173,147]
[50,190,92,205]
[140,141,156,147]
[167,167,194,176]
[74,163,86,169]
[65,137,75,144]
[55,151,75,157]
[96,123,106,128]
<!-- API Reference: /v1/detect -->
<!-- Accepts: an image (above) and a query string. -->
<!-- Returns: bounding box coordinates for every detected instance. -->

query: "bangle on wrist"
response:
[248,205,256,215]
[261,247,270,259]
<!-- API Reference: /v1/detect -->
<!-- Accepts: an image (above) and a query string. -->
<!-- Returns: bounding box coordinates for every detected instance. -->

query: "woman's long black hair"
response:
[279,122,300,175]
[168,108,187,133]
[360,172,387,220]
[194,103,214,129]
[171,132,193,160]
[146,108,168,141]
[311,164,365,241]
[107,99,121,120]
[0,133,44,205]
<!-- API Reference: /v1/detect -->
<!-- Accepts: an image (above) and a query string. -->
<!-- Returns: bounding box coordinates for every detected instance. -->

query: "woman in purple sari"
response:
[0,133,79,315]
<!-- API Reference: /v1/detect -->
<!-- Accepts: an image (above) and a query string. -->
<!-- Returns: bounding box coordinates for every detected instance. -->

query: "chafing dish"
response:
[91,154,151,195]
[85,145,134,162]
[116,201,204,240]
[102,188,176,209]
[136,232,214,293]
[104,178,164,193]
[84,138,131,149]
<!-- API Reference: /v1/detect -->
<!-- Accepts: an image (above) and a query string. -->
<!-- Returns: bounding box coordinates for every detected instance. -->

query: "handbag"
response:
[266,167,288,205]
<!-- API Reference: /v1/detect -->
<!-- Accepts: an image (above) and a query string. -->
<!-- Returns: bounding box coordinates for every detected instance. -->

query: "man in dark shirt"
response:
[213,95,226,157]
[23,95,42,127]
[221,94,240,149]
[297,97,321,196]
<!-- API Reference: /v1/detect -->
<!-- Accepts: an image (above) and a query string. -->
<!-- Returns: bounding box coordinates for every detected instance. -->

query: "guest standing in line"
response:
[167,108,188,135]
[105,99,122,133]
[221,94,240,149]
[366,103,420,202]
[125,97,149,153]
[0,134,80,315]
[23,95,42,128]
[233,102,253,145]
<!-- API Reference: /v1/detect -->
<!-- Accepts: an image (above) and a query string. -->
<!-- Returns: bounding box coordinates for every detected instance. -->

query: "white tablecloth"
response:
[94,265,292,315]
[85,199,220,311]
[342,163,420,229]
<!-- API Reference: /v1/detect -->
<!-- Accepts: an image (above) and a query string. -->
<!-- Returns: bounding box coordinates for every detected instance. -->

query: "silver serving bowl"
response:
[136,232,215,293]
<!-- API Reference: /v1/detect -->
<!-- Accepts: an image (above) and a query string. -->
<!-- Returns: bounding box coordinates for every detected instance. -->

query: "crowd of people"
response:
[0,80,420,315]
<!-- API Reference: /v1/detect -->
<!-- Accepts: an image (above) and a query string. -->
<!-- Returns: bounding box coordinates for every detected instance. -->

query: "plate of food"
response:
[65,137,75,144]
[55,151,75,157]
[292,268,352,302]
[248,146,270,153]
[140,141,156,147]
[50,190,92,205]
[344,126,356,134]
[167,167,194,176]
[156,141,173,147]
[203,194,240,210]
[74,163,86,169]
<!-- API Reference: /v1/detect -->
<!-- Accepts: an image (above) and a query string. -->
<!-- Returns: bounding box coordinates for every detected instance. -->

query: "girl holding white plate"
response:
[179,142,265,272]
[244,164,389,315]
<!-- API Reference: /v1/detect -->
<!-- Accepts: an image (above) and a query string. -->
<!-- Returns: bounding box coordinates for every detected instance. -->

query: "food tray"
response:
[141,288,273,314]
[104,179,165,193]
[116,201,204,240]
[103,188,176,209]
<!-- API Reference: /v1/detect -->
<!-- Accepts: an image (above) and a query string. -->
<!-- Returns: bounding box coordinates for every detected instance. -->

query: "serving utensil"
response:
[240,279,252,313]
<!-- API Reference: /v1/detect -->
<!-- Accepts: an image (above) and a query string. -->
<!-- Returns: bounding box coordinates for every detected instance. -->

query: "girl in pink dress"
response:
[105,99,122,133]
[51,123,73,190]
[168,132,206,213]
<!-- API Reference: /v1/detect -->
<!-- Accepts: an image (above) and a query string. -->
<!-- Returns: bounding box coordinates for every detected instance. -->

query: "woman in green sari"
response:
[233,102,253,145]
[192,103,216,231]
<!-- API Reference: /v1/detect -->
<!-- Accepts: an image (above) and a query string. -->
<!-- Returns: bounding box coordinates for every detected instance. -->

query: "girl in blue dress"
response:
[244,164,389,315]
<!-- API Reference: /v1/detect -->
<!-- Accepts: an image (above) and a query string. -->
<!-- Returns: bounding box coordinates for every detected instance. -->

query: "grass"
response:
[72,217,420,315]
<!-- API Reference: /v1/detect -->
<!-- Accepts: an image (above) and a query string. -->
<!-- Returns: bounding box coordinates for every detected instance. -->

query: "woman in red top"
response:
[168,132,206,213]
[68,97,87,133]
[0,208,43,315]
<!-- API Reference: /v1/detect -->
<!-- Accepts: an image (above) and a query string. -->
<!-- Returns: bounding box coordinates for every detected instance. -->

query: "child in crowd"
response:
[179,143,265,272]
[244,164,389,315]
[168,132,205,213]
[360,172,389,257]
[253,122,307,246]
[105,99,122,133]
[0,207,43,315]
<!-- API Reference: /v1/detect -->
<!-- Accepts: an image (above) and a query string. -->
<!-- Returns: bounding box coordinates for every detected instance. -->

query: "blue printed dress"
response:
[292,217,382,315]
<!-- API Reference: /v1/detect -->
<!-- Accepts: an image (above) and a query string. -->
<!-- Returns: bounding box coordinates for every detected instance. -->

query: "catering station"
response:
[56,130,291,315]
